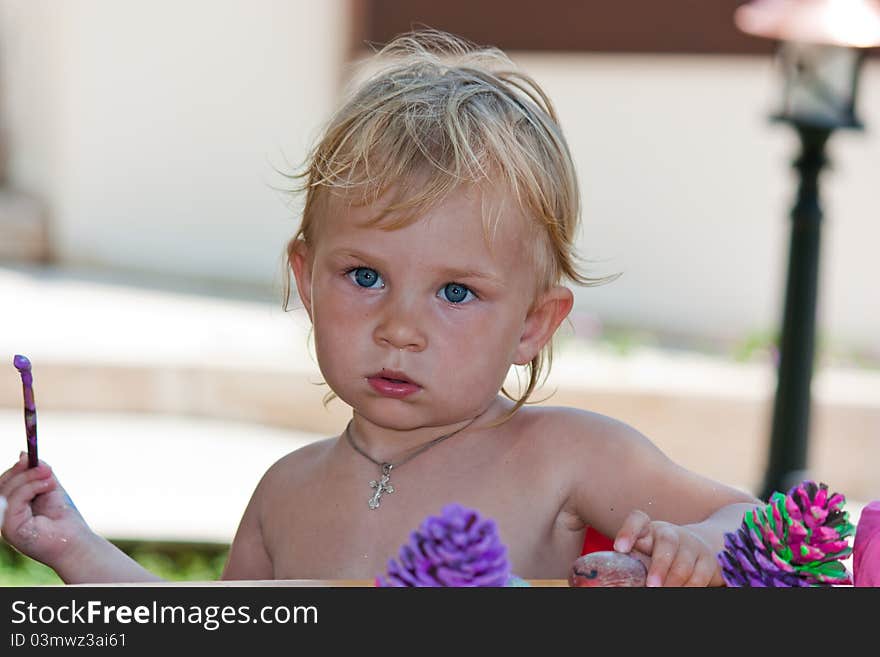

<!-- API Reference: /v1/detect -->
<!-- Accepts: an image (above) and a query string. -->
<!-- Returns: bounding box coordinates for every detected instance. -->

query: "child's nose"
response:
[373,295,427,352]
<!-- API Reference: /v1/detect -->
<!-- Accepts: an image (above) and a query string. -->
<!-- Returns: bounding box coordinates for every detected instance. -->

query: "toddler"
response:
[1,30,760,585]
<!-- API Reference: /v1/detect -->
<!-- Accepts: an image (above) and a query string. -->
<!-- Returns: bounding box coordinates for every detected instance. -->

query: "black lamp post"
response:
[735,0,880,500]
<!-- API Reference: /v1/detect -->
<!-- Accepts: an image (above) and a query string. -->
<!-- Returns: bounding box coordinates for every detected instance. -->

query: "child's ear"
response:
[289,239,314,320]
[512,285,574,366]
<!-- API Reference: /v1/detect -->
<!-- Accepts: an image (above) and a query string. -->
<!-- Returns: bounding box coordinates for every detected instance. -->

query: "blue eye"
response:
[348,267,383,289]
[440,283,474,304]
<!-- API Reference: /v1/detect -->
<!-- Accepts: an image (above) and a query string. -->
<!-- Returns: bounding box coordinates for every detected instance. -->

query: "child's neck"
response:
[348,396,512,461]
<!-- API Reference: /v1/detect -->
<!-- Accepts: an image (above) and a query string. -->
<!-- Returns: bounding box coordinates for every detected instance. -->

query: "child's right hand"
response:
[0,452,92,570]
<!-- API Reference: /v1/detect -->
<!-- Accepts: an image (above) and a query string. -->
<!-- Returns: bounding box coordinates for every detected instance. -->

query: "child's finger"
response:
[613,509,651,553]
[683,553,718,587]
[645,525,680,587]
[663,550,698,587]
[0,463,53,500]
[3,475,56,521]
[0,452,29,488]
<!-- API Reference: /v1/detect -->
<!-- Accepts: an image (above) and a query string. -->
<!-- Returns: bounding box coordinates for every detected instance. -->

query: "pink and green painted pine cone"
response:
[718,481,854,587]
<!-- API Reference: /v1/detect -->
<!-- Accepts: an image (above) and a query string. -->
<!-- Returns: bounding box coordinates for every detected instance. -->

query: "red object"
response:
[581,526,614,556]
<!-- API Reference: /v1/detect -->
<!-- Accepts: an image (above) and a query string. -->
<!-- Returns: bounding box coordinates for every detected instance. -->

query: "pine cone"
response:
[718,481,854,587]
[377,504,511,586]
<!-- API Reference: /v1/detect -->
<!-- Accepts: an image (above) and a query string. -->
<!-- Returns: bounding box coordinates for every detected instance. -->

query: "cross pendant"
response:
[368,464,395,509]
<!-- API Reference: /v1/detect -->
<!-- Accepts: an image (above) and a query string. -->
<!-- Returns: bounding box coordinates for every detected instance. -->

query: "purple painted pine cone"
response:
[377,504,511,586]
[718,481,854,587]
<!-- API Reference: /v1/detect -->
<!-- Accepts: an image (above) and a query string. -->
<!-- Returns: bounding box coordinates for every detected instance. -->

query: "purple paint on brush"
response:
[13,355,38,468]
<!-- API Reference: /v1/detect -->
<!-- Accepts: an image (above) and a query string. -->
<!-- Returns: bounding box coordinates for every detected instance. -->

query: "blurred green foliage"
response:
[0,540,228,586]
[731,329,778,363]
[730,328,880,371]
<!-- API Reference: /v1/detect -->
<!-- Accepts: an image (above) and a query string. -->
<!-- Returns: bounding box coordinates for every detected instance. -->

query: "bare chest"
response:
[261,456,582,580]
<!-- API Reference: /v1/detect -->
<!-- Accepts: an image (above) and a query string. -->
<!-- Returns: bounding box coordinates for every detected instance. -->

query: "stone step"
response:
[0,188,49,262]
[2,264,878,504]
[2,359,879,503]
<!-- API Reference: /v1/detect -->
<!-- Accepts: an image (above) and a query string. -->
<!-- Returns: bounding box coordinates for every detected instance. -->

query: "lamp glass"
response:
[775,41,861,127]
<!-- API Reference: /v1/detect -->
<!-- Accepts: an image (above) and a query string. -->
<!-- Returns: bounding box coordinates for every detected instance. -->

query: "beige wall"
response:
[0,0,349,287]
[517,52,880,352]
[1,2,878,352]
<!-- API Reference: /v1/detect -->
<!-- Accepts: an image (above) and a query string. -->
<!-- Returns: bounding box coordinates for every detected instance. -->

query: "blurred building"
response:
[1,0,878,353]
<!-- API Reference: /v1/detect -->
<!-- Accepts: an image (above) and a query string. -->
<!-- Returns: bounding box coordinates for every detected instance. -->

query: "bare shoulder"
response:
[520,405,757,534]
[504,404,646,500]
[222,436,336,580]
[257,436,337,496]
[515,404,648,459]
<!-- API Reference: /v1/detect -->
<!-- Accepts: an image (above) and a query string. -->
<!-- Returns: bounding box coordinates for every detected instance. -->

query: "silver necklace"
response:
[344,418,477,510]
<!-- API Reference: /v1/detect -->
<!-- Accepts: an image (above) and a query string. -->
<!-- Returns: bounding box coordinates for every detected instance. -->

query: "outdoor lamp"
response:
[734,0,880,500]
[736,0,880,127]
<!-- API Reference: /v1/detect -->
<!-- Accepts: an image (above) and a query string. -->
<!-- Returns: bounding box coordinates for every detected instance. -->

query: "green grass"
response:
[0,540,229,586]
[731,329,778,363]
[562,319,880,372]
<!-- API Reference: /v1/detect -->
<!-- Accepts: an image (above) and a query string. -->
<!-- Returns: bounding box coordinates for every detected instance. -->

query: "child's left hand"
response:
[612,509,722,587]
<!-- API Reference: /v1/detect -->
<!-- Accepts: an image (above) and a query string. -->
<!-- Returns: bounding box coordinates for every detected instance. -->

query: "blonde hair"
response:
[282,29,614,417]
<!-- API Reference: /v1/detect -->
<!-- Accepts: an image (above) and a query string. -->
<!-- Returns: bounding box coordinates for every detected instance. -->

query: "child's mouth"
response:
[367,371,421,398]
